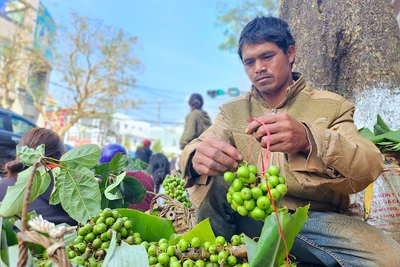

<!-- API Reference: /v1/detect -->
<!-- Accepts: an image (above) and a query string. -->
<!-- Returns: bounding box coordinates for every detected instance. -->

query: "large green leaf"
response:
[104,172,126,200]
[109,153,128,173]
[246,205,309,267]
[358,127,375,141]
[0,167,50,217]
[119,176,146,204]
[16,144,45,166]
[181,218,216,246]
[116,209,176,242]
[57,165,101,223]
[60,144,101,169]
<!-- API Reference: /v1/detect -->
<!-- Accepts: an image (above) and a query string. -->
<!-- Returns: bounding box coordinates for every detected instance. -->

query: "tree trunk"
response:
[279,0,400,101]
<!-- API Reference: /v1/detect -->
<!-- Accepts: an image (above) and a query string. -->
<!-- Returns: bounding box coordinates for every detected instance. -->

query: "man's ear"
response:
[287,45,296,65]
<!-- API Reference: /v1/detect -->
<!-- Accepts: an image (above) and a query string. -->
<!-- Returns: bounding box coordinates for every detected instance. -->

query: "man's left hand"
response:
[246,113,310,154]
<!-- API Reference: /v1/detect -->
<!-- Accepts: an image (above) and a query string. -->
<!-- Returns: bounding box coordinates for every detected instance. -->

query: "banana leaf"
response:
[115,209,176,242]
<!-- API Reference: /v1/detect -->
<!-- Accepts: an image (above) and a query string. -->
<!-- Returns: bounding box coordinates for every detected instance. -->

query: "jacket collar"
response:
[250,72,306,108]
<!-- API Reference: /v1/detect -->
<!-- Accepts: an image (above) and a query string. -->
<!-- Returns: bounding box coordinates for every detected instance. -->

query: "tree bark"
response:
[279,0,400,100]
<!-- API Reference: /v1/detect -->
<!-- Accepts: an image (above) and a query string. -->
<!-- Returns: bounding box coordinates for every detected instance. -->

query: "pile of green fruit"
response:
[66,208,142,266]
[162,174,192,208]
[224,164,288,221]
[144,234,249,267]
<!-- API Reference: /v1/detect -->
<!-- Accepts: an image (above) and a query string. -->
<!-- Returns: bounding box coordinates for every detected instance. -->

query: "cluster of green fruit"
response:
[145,234,249,267]
[224,164,288,221]
[66,208,140,266]
[162,174,192,208]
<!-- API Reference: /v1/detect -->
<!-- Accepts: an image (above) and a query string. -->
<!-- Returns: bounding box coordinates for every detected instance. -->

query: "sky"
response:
[41,0,253,127]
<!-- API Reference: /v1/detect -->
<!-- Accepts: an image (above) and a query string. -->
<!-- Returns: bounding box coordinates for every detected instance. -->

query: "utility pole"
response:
[157,98,161,126]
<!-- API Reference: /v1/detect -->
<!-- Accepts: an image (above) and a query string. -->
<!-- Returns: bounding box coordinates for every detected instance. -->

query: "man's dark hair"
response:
[238,16,295,61]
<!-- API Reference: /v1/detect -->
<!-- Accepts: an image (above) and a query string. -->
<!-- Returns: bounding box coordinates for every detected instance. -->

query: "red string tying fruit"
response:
[251,117,289,266]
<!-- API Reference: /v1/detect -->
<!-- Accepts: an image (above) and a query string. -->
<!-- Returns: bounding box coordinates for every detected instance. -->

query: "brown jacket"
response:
[180,109,212,150]
[179,73,384,213]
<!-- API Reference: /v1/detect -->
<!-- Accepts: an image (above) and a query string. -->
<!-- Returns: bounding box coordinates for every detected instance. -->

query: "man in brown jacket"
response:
[179,17,400,266]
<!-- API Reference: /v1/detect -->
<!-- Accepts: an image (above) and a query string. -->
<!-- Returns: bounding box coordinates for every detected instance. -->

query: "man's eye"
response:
[244,61,253,66]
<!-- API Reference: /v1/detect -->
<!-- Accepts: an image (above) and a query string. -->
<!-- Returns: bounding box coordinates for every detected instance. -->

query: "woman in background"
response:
[0,127,77,226]
[179,93,212,150]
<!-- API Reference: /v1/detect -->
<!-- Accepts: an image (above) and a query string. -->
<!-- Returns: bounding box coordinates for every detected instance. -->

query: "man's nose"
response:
[254,60,266,73]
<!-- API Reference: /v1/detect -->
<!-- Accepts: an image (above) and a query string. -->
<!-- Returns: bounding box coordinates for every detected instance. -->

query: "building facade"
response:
[0,0,55,122]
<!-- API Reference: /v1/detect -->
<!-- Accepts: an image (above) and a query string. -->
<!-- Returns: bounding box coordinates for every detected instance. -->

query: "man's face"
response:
[242,42,295,104]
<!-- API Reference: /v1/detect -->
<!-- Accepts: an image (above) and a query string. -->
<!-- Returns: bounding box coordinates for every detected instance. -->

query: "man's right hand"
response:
[192,136,243,176]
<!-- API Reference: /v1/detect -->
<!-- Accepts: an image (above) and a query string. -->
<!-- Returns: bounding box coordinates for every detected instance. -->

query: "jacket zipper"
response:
[271,108,277,114]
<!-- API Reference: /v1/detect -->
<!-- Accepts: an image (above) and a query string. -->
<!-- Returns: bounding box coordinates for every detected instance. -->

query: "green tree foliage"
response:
[216,0,279,52]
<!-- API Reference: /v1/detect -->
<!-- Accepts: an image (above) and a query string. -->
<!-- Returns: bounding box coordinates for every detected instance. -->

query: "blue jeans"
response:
[195,176,400,267]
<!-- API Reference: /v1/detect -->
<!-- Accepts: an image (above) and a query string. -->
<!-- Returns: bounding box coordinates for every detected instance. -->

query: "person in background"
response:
[99,143,154,212]
[179,93,212,150]
[135,139,153,165]
[149,153,170,194]
[0,127,77,226]
[179,16,400,265]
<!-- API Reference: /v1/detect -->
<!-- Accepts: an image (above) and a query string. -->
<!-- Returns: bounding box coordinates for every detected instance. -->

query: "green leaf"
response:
[109,153,128,173]
[1,218,17,246]
[246,205,309,267]
[104,244,149,267]
[181,218,216,246]
[16,144,45,166]
[0,167,51,217]
[104,172,126,200]
[376,114,392,133]
[60,144,101,169]
[7,245,34,267]
[116,209,176,242]
[57,165,101,223]
[119,176,146,204]
[358,127,375,141]
[94,162,110,176]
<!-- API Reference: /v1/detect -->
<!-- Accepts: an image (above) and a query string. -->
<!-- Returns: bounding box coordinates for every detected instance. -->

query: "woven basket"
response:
[149,193,197,234]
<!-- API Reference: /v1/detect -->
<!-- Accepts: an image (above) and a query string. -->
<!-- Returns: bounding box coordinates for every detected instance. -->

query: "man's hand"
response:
[192,136,243,176]
[246,113,310,154]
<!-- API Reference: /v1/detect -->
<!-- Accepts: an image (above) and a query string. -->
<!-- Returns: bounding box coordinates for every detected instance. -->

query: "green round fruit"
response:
[268,175,280,187]
[92,238,102,249]
[227,255,237,266]
[170,261,182,267]
[231,179,244,192]
[237,166,250,179]
[159,242,168,252]
[248,165,258,175]
[105,217,115,226]
[126,236,135,245]
[243,199,256,211]
[191,237,201,248]
[158,252,170,265]
[178,239,189,251]
[183,259,195,267]
[251,186,263,199]
[74,242,86,253]
[223,171,235,183]
[257,196,271,210]
[269,188,281,201]
[72,256,85,265]
[278,175,285,184]
[195,259,205,267]
[85,232,95,243]
[267,165,280,176]
[237,205,248,216]
[102,208,113,218]
[167,245,175,256]
[215,236,226,246]
[240,187,252,200]
[67,250,77,259]
[232,192,244,205]
[250,207,266,221]
[231,234,241,246]
[147,245,157,256]
[275,183,288,196]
